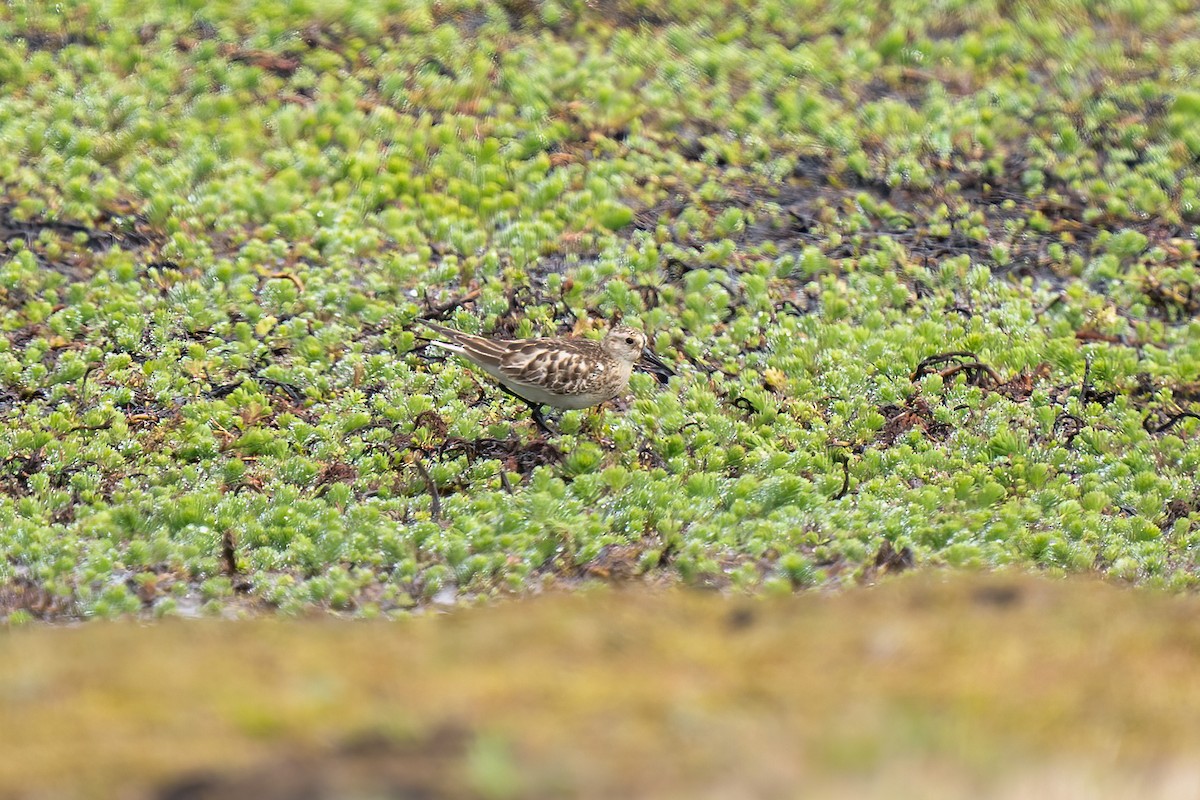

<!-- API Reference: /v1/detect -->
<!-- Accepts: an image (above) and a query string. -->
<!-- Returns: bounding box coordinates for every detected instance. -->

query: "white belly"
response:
[498,379,616,409]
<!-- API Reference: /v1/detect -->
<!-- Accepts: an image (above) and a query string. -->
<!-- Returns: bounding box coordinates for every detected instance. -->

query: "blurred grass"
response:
[5,572,1200,798]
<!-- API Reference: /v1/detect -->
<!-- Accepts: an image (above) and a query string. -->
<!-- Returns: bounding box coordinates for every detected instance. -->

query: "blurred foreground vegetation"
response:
[4,573,1200,798]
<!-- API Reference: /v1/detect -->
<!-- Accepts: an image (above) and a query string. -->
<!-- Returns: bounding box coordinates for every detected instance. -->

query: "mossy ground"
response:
[3,572,1200,798]
[2,0,1199,618]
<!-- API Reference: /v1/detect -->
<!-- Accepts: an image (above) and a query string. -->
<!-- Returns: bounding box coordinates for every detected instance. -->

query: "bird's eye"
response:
[625,336,635,345]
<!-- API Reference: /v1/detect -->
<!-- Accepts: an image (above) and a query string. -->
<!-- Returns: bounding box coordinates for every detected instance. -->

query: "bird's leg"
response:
[529,404,554,436]
[497,384,556,435]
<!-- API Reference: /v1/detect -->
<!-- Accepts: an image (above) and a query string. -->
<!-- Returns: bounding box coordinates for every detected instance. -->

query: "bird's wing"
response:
[498,341,606,394]
[417,321,608,393]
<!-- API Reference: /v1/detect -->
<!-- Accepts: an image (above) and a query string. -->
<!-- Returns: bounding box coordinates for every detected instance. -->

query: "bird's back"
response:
[418,321,628,410]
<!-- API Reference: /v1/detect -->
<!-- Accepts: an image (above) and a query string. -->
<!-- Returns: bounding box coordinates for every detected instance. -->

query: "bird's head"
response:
[603,325,674,382]
[602,325,648,364]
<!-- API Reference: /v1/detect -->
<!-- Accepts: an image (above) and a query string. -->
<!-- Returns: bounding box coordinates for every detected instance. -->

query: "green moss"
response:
[1,0,1199,618]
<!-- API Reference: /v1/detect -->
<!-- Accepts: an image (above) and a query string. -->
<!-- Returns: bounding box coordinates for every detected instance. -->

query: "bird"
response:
[416,319,673,433]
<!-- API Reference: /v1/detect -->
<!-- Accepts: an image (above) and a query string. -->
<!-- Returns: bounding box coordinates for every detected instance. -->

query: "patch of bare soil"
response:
[158,728,475,800]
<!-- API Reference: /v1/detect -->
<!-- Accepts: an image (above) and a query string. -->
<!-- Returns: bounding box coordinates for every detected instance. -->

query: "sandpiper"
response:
[416,319,673,433]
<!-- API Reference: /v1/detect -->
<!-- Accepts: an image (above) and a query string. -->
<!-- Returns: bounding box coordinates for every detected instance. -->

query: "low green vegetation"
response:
[1,0,1199,618]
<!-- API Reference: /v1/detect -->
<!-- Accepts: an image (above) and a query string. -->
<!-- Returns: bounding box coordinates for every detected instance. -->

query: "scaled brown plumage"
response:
[416,320,673,432]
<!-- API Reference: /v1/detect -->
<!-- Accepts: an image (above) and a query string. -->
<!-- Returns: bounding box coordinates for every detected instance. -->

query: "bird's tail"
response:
[414,319,508,367]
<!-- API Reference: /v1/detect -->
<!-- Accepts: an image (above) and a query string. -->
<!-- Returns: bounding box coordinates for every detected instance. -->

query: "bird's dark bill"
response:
[637,348,675,385]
